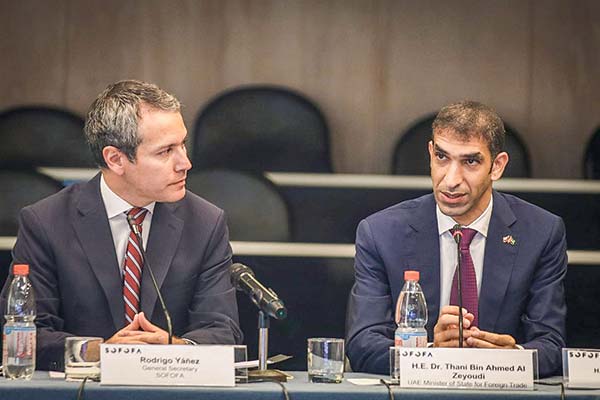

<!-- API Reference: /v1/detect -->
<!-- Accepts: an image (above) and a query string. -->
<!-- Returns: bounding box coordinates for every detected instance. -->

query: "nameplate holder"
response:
[396,347,537,390]
[100,344,235,386]
[563,348,600,388]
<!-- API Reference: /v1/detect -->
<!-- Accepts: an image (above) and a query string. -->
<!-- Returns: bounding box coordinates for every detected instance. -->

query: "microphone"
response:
[230,263,287,320]
[452,225,463,244]
[127,214,174,345]
[451,224,464,348]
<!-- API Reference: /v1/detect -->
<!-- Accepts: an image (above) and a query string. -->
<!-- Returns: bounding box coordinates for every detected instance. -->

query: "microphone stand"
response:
[247,311,288,382]
[258,311,269,371]
[129,219,173,345]
[453,226,464,348]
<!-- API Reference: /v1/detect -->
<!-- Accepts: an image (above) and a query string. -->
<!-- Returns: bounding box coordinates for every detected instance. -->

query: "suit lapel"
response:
[73,173,124,331]
[408,195,440,332]
[140,201,184,319]
[479,191,519,331]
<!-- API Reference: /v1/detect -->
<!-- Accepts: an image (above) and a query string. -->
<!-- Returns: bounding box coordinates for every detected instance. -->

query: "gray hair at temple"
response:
[432,100,505,158]
[84,79,181,168]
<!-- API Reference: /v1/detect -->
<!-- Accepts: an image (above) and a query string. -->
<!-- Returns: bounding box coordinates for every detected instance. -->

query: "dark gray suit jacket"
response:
[346,191,567,378]
[1,174,242,370]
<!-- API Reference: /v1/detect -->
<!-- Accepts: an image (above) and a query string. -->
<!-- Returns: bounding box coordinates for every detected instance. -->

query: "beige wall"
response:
[1,0,598,178]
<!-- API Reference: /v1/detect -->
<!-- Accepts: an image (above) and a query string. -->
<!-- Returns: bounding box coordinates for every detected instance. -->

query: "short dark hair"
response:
[84,80,180,168]
[432,100,505,158]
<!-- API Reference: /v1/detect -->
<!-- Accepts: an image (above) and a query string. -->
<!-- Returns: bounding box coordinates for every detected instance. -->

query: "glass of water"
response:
[389,346,401,384]
[64,337,103,381]
[307,338,344,383]
[233,345,248,384]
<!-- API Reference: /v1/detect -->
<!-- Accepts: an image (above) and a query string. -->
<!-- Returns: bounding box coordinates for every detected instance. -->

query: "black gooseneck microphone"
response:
[451,224,464,348]
[230,263,287,320]
[127,215,174,345]
[231,263,288,381]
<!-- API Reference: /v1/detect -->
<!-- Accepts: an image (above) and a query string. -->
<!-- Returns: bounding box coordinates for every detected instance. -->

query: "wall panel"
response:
[0,0,67,108]
[1,0,598,178]
[530,0,600,177]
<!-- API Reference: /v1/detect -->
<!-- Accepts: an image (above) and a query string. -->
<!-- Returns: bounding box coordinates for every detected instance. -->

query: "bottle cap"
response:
[404,270,419,281]
[13,264,29,275]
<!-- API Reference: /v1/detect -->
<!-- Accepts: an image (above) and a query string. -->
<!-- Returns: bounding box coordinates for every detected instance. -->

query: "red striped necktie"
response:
[123,207,148,324]
[449,227,479,327]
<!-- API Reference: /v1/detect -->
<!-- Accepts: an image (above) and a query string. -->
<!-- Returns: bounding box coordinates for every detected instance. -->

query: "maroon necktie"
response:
[449,227,479,327]
[123,207,148,324]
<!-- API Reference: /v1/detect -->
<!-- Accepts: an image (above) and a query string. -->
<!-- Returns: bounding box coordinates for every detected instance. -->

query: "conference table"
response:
[1,371,597,400]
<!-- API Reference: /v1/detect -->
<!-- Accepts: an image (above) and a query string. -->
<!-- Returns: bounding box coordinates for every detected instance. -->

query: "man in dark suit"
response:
[346,101,567,378]
[1,80,242,370]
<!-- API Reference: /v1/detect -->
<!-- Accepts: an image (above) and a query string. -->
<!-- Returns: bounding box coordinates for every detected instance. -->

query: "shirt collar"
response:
[100,173,156,219]
[436,194,493,237]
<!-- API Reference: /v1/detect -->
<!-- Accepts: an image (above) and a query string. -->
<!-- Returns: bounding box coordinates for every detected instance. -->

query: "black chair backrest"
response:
[583,127,600,179]
[192,85,332,173]
[0,106,94,168]
[0,169,64,236]
[391,114,436,176]
[391,113,532,177]
[186,169,292,242]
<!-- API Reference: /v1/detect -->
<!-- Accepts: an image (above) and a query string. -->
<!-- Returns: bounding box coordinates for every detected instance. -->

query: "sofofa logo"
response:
[569,351,600,359]
[104,346,142,355]
[401,350,433,357]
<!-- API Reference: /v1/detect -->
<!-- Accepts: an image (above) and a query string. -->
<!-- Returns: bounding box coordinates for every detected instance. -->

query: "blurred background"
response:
[1,0,598,178]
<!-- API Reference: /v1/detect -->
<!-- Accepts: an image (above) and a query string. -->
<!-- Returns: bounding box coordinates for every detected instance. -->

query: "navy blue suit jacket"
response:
[1,174,243,370]
[346,191,567,378]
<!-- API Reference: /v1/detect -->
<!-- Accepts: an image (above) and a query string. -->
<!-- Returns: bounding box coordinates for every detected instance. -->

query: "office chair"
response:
[192,85,332,173]
[583,126,600,179]
[0,106,94,168]
[392,113,532,177]
[186,168,292,241]
[0,169,65,236]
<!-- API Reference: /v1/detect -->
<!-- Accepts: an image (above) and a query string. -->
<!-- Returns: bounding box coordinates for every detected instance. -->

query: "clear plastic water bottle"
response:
[394,270,428,347]
[2,264,36,379]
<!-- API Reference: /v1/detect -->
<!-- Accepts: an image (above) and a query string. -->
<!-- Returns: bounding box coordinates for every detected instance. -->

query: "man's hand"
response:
[106,312,187,345]
[433,306,518,349]
[433,305,475,347]
[466,328,517,349]
[105,314,146,344]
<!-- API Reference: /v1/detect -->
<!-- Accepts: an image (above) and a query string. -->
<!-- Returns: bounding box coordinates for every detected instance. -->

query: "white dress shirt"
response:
[100,174,156,275]
[436,196,493,311]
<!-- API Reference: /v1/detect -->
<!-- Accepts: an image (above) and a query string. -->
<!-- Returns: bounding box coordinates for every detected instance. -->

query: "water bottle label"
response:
[394,331,427,347]
[3,325,36,361]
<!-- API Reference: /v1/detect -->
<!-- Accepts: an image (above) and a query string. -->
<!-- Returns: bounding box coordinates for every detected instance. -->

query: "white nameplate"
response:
[100,344,234,386]
[563,348,600,388]
[398,348,537,390]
